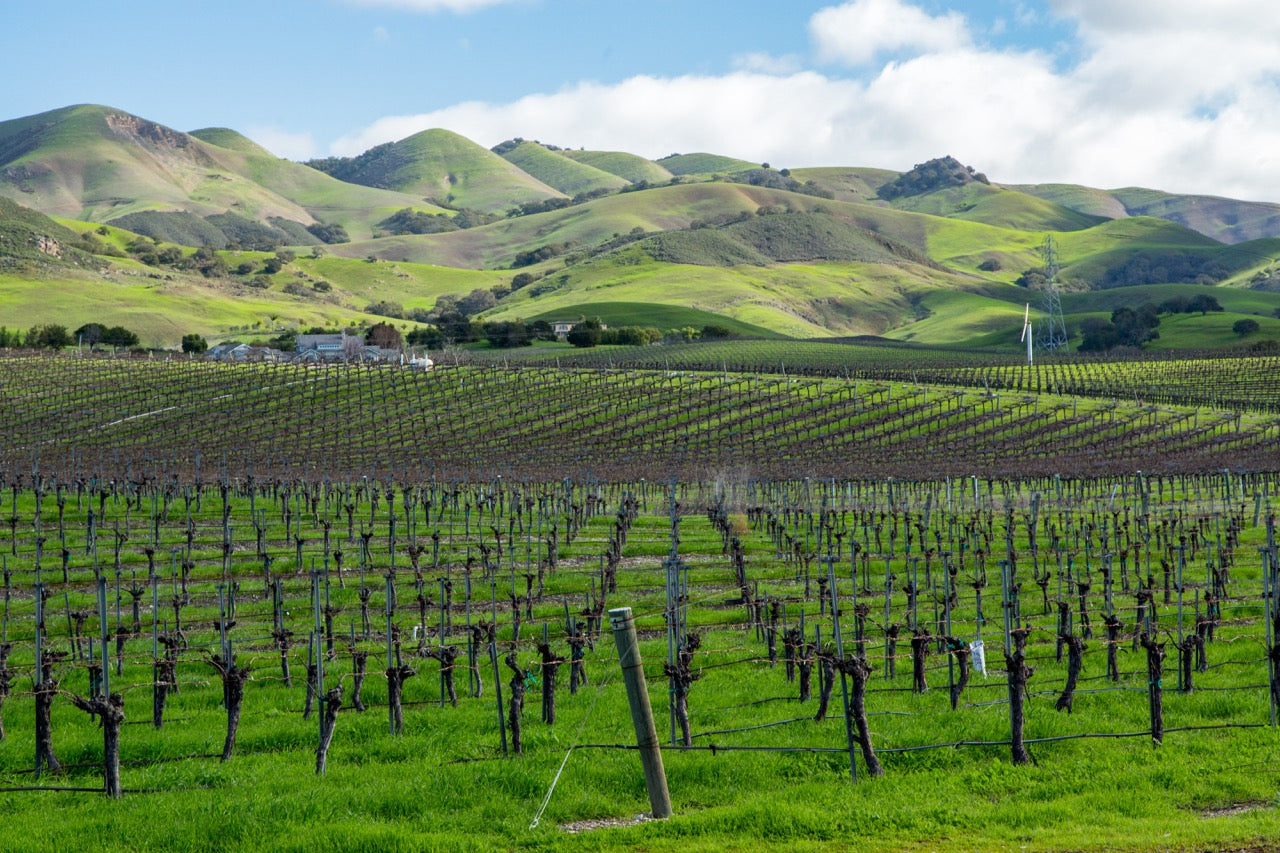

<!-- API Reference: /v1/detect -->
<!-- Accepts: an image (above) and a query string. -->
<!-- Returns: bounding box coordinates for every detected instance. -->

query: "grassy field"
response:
[0,471,1277,853]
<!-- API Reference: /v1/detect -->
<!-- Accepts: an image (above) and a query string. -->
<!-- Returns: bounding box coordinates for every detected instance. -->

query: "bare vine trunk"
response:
[315,686,343,775]
[209,655,250,761]
[1006,627,1034,765]
[1141,633,1166,745]
[69,691,125,798]
[838,655,882,776]
[1054,634,1086,714]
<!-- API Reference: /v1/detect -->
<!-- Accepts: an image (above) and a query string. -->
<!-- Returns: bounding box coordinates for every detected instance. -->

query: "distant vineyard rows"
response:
[465,341,1280,414]
[2,355,1279,482]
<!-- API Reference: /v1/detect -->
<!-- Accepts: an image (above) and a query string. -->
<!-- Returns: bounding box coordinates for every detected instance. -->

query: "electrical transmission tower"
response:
[1038,235,1069,351]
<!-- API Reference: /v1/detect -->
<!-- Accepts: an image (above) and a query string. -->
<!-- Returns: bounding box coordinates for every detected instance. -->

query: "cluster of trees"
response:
[402,317,674,350]
[377,208,461,236]
[1157,294,1223,315]
[563,320,666,348]
[1076,295,1235,351]
[73,323,139,348]
[304,222,349,244]
[726,168,834,199]
[0,325,72,349]
[512,242,574,268]
[877,156,989,201]
[0,323,142,350]
[367,288,505,325]
[507,198,572,218]
[119,237,303,281]
[406,318,554,348]
[1078,305,1161,351]
[1100,252,1228,288]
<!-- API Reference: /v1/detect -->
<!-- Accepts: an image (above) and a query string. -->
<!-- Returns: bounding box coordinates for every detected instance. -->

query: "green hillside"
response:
[0,196,102,273]
[189,127,446,241]
[888,182,1108,232]
[8,103,1280,352]
[656,152,761,175]
[494,141,627,196]
[518,301,779,337]
[0,105,441,244]
[329,181,825,268]
[561,149,673,184]
[188,126,276,156]
[789,166,897,204]
[306,128,564,213]
[0,104,315,224]
[486,238,979,339]
[1011,182,1280,245]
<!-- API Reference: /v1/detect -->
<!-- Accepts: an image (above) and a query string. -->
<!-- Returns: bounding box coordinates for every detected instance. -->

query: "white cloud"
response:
[373,25,390,41]
[343,0,521,12]
[732,52,803,75]
[810,0,969,65]
[326,1,1280,202]
[330,73,863,166]
[248,127,319,161]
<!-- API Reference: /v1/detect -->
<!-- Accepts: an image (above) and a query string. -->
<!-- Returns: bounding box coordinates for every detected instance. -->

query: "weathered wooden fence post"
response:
[609,606,672,819]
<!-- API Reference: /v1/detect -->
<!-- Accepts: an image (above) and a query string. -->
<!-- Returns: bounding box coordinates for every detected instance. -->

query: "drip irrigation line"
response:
[0,785,204,794]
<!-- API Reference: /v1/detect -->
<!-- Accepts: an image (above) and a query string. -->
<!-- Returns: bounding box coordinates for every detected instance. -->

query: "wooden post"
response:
[97,576,110,698]
[609,607,672,820]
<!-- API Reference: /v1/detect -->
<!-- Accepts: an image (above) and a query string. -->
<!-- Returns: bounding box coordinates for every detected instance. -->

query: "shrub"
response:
[306,222,350,244]
[567,318,603,348]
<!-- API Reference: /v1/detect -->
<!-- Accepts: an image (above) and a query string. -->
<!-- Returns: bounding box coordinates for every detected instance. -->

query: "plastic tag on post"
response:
[969,639,986,676]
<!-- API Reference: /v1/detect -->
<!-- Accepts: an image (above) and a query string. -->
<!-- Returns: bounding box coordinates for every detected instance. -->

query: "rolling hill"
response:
[1009,182,1280,245]
[6,103,1280,352]
[493,140,628,197]
[305,128,564,214]
[656,152,762,176]
[0,105,443,243]
[560,149,673,184]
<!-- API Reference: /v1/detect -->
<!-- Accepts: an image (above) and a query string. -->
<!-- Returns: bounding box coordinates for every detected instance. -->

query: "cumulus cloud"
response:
[732,52,803,75]
[810,0,969,65]
[331,73,863,165]
[326,1,1280,201]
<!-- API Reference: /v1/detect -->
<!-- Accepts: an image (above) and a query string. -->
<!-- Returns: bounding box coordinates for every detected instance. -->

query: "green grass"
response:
[888,182,1107,232]
[0,249,501,347]
[0,105,443,243]
[316,128,563,214]
[9,106,1280,351]
[0,471,1278,852]
[656,153,762,176]
[486,255,965,339]
[785,166,897,204]
[561,149,674,184]
[510,301,782,336]
[497,141,628,196]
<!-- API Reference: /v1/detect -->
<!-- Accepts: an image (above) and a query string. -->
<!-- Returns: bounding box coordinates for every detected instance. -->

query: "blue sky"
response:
[4,0,1279,199]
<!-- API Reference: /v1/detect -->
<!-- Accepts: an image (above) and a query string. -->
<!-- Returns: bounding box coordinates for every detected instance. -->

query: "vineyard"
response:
[3,355,1280,481]
[467,339,1280,414]
[0,353,1279,851]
